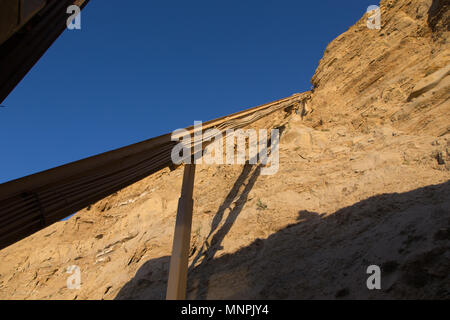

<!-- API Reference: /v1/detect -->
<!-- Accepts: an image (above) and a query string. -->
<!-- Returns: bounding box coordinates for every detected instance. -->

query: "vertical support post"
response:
[166,163,196,300]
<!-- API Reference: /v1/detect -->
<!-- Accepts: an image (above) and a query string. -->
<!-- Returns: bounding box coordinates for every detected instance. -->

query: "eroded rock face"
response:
[308,0,449,137]
[0,0,449,300]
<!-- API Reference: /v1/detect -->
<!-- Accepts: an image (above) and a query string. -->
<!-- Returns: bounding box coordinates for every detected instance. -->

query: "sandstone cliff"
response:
[0,0,448,299]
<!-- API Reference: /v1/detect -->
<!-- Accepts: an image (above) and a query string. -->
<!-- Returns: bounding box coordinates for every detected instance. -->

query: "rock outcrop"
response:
[0,0,448,300]
[308,0,449,137]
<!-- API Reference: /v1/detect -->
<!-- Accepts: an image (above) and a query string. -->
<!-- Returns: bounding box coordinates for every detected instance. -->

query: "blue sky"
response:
[0,0,376,183]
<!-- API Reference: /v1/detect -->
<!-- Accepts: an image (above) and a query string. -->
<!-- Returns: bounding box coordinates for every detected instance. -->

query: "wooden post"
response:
[166,163,196,300]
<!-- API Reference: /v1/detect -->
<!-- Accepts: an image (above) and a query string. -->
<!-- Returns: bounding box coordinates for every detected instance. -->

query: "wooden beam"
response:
[166,164,196,300]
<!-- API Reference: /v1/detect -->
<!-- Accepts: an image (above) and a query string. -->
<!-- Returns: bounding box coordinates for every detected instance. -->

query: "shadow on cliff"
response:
[115,159,263,300]
[427,0,449,32]
[116,183,450,300]
[115,124,289,300]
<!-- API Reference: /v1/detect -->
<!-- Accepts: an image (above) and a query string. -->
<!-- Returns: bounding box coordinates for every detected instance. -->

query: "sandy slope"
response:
[0,0,449,299]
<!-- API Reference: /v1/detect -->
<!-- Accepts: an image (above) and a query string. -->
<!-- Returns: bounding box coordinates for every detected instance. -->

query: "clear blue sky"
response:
[0,0,376,183]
